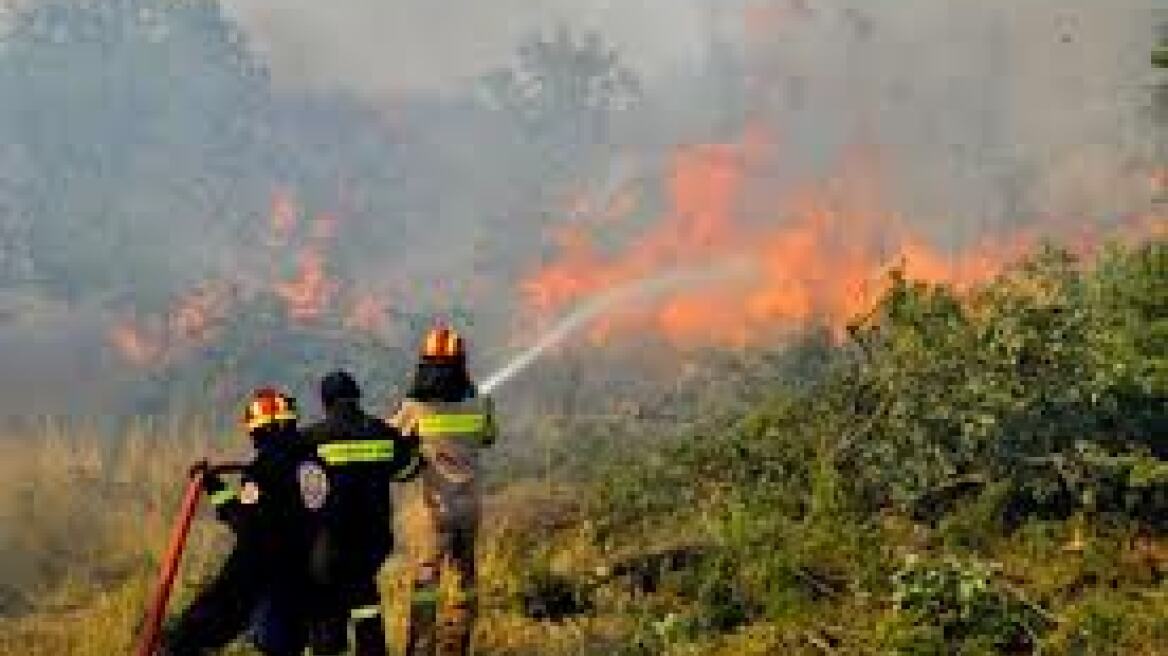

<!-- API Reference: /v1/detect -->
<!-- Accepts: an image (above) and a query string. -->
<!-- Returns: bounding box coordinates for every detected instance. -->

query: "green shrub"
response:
[882,554,1047,654]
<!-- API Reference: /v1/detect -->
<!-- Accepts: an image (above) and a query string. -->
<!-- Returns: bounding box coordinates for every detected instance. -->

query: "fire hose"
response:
[133,461,246,656]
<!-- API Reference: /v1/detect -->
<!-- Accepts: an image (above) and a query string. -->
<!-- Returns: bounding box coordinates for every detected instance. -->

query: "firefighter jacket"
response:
[202,435,326,583]
[301,401,422,582]
[390,394,497,517]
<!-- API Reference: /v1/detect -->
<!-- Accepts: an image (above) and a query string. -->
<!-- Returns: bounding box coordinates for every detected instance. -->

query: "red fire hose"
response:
[133,471,203,656]
[133,462,247,656]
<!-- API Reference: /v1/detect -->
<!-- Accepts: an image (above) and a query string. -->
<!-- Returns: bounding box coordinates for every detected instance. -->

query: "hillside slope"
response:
[0,240,1164,655]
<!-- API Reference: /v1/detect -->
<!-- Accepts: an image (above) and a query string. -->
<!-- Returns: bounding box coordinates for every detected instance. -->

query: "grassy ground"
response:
[0,423,670,655]
[0,422,1165,655]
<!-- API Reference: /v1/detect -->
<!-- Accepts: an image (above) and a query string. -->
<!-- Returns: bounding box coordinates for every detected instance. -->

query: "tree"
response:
[1154,22,1167,69]
[0,0,271,303]
[472,26,645,310]
[478,25,641,165]
[1154,21,1167,163]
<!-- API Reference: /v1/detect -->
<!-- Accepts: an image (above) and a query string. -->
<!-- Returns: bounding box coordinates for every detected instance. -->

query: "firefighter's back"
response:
[304,405,403,577]
[397,395,495,515]
[301,371,419,656]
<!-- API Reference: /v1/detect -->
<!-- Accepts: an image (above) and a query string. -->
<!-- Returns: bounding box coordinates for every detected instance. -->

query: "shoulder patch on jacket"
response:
[240,481,261,505]
[296,461,329,511]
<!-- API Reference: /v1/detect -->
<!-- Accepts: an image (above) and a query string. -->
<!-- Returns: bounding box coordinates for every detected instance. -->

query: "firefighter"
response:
[157,388,326,656]
[302,370,422,656]
[392,326,498,656]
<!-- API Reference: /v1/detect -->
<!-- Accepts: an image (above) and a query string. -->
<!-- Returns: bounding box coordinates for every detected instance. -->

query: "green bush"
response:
[882,554,1047,654]
[838,243,1166,522]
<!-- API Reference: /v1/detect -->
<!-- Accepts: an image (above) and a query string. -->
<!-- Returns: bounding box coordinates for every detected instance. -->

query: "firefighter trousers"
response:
[308,576,388,656]
[158,549,307,656]
[405,502,478,656]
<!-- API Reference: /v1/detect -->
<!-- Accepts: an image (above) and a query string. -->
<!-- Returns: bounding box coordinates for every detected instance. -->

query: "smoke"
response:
[0,304,124,417]
[219,0,712,95]
[0,0,1161,416]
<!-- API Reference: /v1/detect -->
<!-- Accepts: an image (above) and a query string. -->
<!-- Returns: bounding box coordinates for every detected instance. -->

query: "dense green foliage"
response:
[577,241,1167,654]
[842,244,1166,522]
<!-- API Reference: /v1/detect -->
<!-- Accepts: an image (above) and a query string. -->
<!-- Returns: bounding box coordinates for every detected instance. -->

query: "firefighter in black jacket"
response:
[158,388,327,656]
[302,370,421,656]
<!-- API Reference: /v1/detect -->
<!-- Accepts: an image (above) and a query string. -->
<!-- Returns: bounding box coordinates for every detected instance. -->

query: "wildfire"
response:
[1151,168,1168,198]
[520,132,1155,347]
[107,280,236,366]
[108,320,162,367]
[268,189,297,248]
[273,250,339,322]
[168,280,235,342]
[110,191,369,366]
[343,292,389,333]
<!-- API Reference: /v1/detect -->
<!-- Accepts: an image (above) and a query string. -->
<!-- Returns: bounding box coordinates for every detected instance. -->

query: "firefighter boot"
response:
[437,593,475,656]
[405,561,440,656]
[352,605,388,656]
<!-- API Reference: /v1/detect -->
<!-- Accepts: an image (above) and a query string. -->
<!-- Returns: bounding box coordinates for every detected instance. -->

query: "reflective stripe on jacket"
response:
[390,395,496,487]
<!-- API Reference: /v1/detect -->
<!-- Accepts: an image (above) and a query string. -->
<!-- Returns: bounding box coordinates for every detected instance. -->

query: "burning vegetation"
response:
[1,1,1166,653]
[105,190,415,413]
[522,130,1164,348]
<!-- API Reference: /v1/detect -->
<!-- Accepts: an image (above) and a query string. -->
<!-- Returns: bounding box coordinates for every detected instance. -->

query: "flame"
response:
[520,132,1153,348]
[273,250,339,322]
[1151,168,1168,197]
[268,189,297,247]
[111,191,353,365]
[108,321,162,366]
[270,207,342,322]
[344,292,389,333]
[168,280,234,343]
[108,281,235,366]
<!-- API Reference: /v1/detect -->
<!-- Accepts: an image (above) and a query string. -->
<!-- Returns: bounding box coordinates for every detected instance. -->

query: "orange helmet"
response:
[242,387,298,432]
[421,325,464,360]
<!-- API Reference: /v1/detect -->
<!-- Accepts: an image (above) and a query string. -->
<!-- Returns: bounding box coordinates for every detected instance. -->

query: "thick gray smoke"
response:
[218,0,712,94]
[0,0,1161,416]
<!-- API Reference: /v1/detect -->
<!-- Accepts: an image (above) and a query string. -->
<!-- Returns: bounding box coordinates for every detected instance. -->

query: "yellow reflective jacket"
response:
[390,395,496,488]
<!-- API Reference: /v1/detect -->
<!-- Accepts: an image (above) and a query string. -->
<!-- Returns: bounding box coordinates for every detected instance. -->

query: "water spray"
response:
[479,260,755,394]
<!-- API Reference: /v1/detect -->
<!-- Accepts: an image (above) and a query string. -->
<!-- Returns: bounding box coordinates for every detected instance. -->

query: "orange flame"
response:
[168,280,235,343]
[273,250,339,322]
[108,321,163,366]
[111,191,353,365]
[268,189,297,247]
[1151,168,1168,198]
[344,292,389,333]
[520,132,1151,348]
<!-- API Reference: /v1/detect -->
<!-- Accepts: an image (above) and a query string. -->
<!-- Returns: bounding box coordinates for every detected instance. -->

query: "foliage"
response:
[2,242,1166,654]
[881,554,1046,654]
[478,25,641,149]
[0,0,270,301]
[581,241,1166,654]
[840,244,1167,522]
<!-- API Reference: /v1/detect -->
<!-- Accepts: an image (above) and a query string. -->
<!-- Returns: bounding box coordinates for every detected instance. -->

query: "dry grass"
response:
[0,422,639,656]
[4,421,1164,656]
[0,419,238,654]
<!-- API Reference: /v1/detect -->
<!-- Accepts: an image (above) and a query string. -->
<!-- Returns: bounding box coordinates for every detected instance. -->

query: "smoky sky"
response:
[220,0,1162,228]
[219,0,714,95]
[0,0,1162,418]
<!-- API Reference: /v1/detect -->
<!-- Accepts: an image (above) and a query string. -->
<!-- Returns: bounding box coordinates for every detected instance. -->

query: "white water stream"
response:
[479,260,755,394]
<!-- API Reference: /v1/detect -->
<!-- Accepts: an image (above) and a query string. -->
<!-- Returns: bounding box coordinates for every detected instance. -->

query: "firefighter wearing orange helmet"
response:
[158,388,326,656]
[392,325,498,656]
